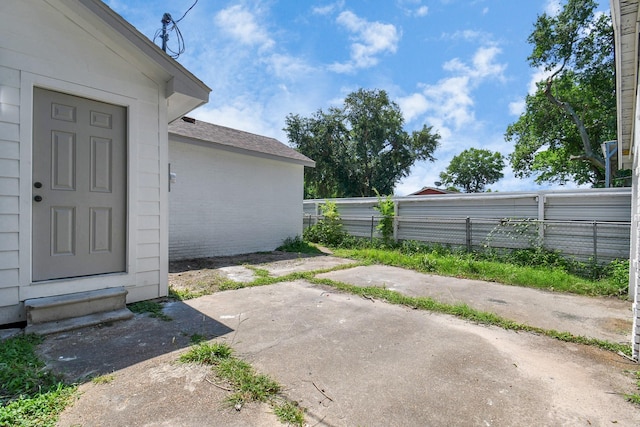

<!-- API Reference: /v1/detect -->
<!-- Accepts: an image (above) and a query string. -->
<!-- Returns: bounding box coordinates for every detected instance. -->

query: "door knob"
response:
[34,182,42,188]
[34,195,42,202]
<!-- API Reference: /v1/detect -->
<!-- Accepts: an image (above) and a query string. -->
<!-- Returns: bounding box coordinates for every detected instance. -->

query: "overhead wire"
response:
[152,0,199,59]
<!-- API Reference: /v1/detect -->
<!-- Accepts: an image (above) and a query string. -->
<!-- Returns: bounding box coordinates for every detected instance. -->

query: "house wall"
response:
[0,0,169,324]
[632,79,640,359]
[169,140,304,259]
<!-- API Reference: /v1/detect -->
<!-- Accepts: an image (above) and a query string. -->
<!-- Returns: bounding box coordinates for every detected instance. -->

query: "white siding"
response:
[0,65,21,323]
[0,0,171,323]
[169,140,304,260]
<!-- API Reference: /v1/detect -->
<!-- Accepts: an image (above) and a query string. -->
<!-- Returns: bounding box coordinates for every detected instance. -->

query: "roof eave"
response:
[169,132,316,167]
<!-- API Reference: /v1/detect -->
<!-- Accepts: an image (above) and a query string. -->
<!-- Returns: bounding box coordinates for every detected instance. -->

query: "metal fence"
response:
[303,214,631,264]
[303,188,632,264]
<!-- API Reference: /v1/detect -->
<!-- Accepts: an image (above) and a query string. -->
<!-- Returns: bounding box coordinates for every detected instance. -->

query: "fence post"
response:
[371,216,375,242]
[593,220,597,265]
[466,217,472,252]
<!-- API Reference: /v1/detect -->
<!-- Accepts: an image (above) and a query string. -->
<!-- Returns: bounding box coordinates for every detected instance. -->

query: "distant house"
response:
[0,0,213,329]
[408,187,453,196]
[168,118,315,260]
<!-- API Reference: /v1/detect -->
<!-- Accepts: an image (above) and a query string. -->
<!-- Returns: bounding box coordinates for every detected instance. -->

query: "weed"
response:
[272,400,305,426]
[92,373,116,384]
[277,236,322,255]
[169,287,208,301]
[0,334,76,427]
[373,189,395,243]
[179,342,302,424]
[189,333,207,344]
[304,201,348,246]
[308,276,632,356]
[333,246,627,297]
[625,371,640,405]
[128,300,172,321]
[179,342,233,364]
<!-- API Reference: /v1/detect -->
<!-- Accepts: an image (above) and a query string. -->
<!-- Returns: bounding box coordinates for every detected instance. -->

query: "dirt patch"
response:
[168,251,326,292]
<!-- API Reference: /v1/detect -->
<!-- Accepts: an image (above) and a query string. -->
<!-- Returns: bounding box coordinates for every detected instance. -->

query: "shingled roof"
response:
[169,117,315,167]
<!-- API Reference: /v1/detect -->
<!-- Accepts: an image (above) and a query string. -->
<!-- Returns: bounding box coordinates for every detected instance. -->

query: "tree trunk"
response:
[544,77,605,171]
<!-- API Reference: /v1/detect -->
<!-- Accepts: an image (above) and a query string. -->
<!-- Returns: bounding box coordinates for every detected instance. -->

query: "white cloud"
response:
[312,1,345,15]
[397,93,428,123]
[414,6,429,17]
[544,0,561,16]
[265,53,315,80]
[328,11,400,73]
[396,0,428,17]
[215,5,274,51]
[404,45,506,132]
[508,100,525,116]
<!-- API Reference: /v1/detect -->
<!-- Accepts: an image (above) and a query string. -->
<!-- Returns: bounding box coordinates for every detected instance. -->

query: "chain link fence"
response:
[303,214,631,264]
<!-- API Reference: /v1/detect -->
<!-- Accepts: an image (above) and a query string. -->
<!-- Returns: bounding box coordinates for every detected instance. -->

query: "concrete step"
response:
[25,287,133,335]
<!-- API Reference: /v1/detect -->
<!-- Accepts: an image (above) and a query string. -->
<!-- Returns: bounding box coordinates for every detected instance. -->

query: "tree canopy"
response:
[284,88,440,198]
[505,0,616,186]
[439,148,505,193]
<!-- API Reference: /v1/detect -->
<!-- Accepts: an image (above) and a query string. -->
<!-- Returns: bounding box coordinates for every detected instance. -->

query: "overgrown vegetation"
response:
[0,334,76,427]
[303,201,348,246]
[179,342,304,426]
[332,240,628,297]
[127,300,172,321]
[277,236,323,254]
[373,190,395,243]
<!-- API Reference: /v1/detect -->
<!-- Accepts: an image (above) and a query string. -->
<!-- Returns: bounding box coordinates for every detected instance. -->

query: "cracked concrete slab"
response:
[317,265,633,344]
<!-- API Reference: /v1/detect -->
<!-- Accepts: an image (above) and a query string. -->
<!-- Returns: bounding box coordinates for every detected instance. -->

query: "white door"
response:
[32,88,127,281]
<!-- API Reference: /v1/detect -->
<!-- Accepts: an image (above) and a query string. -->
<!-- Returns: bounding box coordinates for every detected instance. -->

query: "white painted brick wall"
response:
[168,140,304,260]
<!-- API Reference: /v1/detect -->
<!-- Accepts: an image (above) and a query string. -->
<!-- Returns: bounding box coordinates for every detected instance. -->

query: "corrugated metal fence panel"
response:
[303,188,632,262]
[397,194,539,218]
[397,217,468,246]
[544,192,632,221]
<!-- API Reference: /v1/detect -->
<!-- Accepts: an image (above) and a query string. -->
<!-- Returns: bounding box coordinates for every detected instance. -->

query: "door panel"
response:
[33,88,127,281]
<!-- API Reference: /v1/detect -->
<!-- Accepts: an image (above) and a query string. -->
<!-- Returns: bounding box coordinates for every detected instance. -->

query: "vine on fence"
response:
[373,189,395,244]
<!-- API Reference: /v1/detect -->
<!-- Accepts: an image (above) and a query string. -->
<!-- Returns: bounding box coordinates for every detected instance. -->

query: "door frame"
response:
[19,73,138,287]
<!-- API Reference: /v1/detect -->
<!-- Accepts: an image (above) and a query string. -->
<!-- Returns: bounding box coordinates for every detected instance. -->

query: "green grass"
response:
[180,343,304,425]
[332,247,627,297]
[277,236,323,255]
[625,371,640,405]
[127,300,172,321]
[91,373,116,385]
[0,334,76,427]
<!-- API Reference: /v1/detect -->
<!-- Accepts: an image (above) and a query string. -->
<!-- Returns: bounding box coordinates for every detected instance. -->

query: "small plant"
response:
[303,201,347,246]
[180,342,303,424]
[373,189,395,244]
[625,371,640,405]
[273,400,305,426]
[92,373,116,384]
[179,342,233,364]
[189,333,207,344]
[128,300,172,321]
[277,236,322,254]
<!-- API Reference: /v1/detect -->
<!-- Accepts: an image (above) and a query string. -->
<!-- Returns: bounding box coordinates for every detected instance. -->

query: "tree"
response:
[439,148,505,193]
[505,0,616,186]
[284,88,440,198]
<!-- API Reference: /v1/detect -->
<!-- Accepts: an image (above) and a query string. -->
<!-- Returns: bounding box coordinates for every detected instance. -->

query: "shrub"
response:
[373,190,395,243]
[303,201,347,246]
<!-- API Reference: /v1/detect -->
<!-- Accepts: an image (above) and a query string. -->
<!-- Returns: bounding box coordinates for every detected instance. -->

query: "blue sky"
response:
[106,0,610,195]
